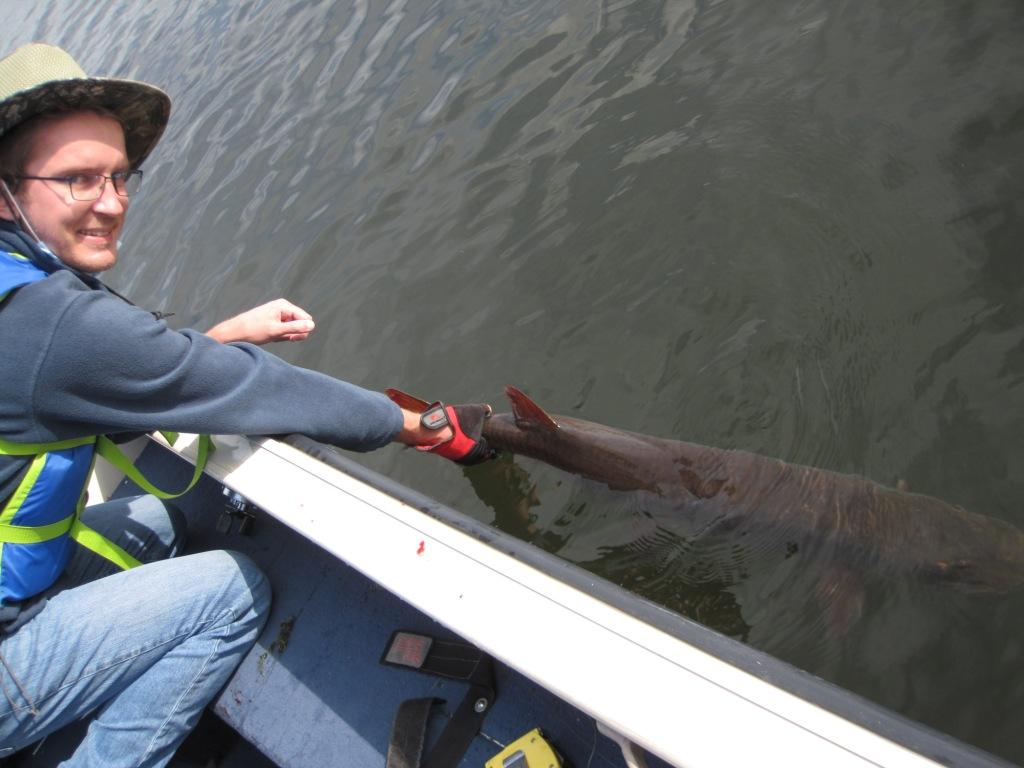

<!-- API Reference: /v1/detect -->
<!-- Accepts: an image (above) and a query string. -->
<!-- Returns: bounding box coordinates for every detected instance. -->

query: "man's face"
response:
[3,111,130,273]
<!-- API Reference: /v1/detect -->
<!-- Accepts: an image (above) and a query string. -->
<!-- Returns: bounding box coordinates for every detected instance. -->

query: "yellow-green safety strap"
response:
[0,452,50,526]
[0,514,75,544]
[69,518,141,570]
[0,433,210,564]
[0,503,142,569]
[95,434,212,500]
[0,433,211,500]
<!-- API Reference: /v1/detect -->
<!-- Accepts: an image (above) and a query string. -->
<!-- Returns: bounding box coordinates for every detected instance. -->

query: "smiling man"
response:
[0,44,491,767]
[6,111,129,271]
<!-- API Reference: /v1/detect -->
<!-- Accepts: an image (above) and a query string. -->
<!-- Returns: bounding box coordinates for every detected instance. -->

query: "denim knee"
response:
[213,550,272,628]
[78,493,189,559]
[127,496,188,557]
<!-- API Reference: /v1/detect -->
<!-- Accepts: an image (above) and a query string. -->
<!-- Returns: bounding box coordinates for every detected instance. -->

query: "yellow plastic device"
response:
[485,728,561,768]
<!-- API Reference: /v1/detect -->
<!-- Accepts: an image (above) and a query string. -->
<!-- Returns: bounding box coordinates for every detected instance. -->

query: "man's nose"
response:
[92,179,126,214]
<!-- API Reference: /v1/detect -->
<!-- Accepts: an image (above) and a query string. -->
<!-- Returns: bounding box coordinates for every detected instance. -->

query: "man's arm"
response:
[19,276,398,448]
[13,274,489,462]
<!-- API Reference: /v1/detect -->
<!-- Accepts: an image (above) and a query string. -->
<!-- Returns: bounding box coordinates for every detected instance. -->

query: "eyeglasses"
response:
[15,170,143,201]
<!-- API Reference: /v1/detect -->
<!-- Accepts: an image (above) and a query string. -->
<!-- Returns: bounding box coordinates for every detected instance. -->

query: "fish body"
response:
[481,387,1024,593]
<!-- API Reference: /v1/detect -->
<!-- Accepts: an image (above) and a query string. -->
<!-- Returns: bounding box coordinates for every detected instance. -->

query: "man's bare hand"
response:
[206,299,315,345]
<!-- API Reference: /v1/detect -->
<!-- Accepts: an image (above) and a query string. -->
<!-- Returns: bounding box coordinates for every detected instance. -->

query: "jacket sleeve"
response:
[28,277,403,450]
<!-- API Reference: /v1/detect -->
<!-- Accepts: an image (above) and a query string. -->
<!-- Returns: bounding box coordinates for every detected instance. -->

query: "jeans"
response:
[0,495,271,767]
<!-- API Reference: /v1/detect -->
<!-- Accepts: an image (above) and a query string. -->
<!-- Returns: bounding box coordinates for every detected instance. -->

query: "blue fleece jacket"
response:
[0,223,403,502]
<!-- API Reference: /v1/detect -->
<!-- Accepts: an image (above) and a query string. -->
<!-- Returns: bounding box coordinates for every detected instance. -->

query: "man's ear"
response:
[0,181,18,222]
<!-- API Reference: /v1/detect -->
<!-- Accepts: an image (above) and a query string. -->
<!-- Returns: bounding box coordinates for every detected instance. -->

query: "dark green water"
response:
[7,0,1024,762]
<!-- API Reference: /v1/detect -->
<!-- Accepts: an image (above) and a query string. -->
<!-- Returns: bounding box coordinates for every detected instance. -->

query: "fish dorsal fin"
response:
[505,386,559,431]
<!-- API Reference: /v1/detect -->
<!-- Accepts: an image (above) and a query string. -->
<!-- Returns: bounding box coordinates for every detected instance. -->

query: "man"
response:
[0,43,490,766]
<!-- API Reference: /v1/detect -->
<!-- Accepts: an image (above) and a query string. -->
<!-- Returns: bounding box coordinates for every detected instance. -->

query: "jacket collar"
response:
[0,219,105,290]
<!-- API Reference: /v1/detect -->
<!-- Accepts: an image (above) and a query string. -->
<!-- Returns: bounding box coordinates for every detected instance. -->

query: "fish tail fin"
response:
[505,386,559,431]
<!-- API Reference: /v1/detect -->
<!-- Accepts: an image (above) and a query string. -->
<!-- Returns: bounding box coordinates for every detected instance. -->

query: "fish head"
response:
[925,519,1024,594]
[926,559,1001,592]
[452,402,493,437]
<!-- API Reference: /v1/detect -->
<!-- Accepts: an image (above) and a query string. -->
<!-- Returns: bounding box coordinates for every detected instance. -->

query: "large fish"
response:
[473,386,1024,595]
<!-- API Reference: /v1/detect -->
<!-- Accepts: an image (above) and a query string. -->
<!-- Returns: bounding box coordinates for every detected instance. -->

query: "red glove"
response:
[386,389,495,466]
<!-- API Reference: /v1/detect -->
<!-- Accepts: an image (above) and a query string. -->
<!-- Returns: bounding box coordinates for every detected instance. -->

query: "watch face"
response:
[421,405,448,430]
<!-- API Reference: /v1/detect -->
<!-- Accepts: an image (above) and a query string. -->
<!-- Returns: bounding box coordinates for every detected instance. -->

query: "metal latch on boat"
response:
[218,487,257,535]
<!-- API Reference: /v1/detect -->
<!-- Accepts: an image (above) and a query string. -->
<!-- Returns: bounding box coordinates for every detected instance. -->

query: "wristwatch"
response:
[420,403,450,431]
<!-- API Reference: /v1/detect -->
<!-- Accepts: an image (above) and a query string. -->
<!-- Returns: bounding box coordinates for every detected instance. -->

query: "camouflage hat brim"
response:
[0,45,170,168]
[0,77,170,168]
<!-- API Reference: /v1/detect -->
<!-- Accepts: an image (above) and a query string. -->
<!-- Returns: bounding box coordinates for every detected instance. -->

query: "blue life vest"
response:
[0,251,99,602]
[0,249,211,605]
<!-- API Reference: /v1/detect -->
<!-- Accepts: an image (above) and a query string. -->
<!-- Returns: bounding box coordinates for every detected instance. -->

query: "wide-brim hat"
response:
[0,43,170,168]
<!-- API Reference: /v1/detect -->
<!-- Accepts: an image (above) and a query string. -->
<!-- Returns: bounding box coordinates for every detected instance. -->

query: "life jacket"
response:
[0,249,210,605]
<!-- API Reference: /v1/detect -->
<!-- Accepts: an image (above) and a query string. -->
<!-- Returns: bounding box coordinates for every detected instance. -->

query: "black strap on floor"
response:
[387,697,440,768]
[383,632,496,768]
